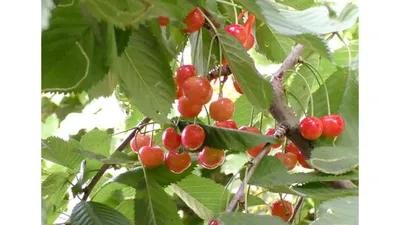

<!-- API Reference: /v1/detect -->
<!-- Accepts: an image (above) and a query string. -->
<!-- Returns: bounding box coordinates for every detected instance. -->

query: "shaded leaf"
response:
[279,0,316,10]
[216,212,288,225]
[310,146,359,175]
[231,95,260,128]
[291,34,332,60]
[311,196,358,225]
[42,137,84,170]
[81,129,112,156]
[71,201,131,225]
[332,40,358,67]
[41,113,59,139]
[87,71,119,99]
[116,200,135,224]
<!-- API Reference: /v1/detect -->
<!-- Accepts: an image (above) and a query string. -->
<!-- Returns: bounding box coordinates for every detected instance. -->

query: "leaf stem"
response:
[206,35,217,72]
[287,70,314,116]
[198,8,219,35]
[279,193,290,216]
[204,105,211,125]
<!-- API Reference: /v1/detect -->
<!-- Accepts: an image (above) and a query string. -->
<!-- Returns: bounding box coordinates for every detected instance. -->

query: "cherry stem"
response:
[289,197,304,224]
[259,113,264,131]
[192,28,202,68]
[286,91,307,116]
[206,35,217,72]
[237,10,247,21]
[249,107,255,127]
[149,123,155,146]
[335,32,352,87]
[198,8,219,35]
[216,0,243,10]
[302,61,331,115]
[204,105,211,125]
[230,0,238,24]
[218,41,224,98]
[110,122,157,136]
[279,193,290,216]
[287,69,314,116]
[243,167,249,212]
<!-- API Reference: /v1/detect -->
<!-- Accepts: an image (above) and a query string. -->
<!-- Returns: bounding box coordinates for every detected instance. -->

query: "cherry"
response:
[275,152,297,171]
[182,76,213,105]
[243,14,255,35]
[162,128,182,152]
[130,133,155,152]
[320,114,345,138]
[158,16,170,26]
[286,142,312,169]
[177,96,202,118]
[222,59,228,66]
[213,120,238,130]
[209,98,235,122]
[198,147,225,169]
[176,65,196,86]
[138,146,164,168]
[232,76,243,94]
[239,126,269,157]
[225,24,247,45]
[265,128,283,149]
[183,8,205,33]
[299,116,323,140]
[165,151,192,174]
[176,85,183,99]
[181,124,206,150]
[208,219,219,225]
[243,33,254,51]
[270,200,294,222]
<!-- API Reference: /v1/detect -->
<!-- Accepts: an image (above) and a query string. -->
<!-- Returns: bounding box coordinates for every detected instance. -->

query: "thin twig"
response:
[289,197,304,224]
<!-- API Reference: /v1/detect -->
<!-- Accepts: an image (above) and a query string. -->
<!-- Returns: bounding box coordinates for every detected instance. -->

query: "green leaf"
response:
[311,196,358,225]
[217,28,273,112]
[310,146,359,175]
[135,178,183,225]
[279,0,316,10]
[231,95,260,128]
[215,212,288,225]
[42,137,84,170]
[75,148,138,165]
[42,2,113,93]
[81,129,112,156]
[116,26,175,124]
[268,182,358,200]
[71,201,131,225]
[177,120,278,151]
[87,71,119,99]
[250,156,358,187]
[116,200,135,224]
[115,27,132,56]
[332,40,358,67]
[220,152,250,175]
[291,34,332,60]
[190,29,206,76]
[41,113,59,139]
[255,20,294,63]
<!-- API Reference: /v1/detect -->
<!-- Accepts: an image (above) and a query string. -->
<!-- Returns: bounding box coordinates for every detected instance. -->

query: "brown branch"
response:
[81,117,151,201]
[289,197,304,224]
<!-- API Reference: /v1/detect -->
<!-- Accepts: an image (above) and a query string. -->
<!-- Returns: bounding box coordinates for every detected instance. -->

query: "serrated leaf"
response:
[220,152,250,175]
[231,95,260,128]
[255,20,294,63]
[216,212,288,225]
[177,120,278,151]
[87,71,119,99]
[311,196,358,225]
[74,148,138,165]
[279,0,316,10]
[268,182,358,200]
[42,2,113,93]
[115,27,132,56]
[116,26,175,124]
[116,200,135,224]
[291,34,332,60]
[135,178,183,225]
[71,201,131,225]
[310,146,358,175]
[42,137,84,170]
[250,156,358,187]
[190,28,205,76]
[91,182,134,208]
[81,130,112,156]
[217,28,273,112]
[332,40,358,67]
[41,113,59,139]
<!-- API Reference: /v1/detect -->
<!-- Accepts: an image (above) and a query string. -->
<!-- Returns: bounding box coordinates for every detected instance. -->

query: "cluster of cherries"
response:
[299,115,345,141]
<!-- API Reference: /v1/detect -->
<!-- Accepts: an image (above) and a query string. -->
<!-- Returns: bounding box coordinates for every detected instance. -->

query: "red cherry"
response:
[265,128,283,149]
[222,59,228,66]
[198,147,225,169]
[158,16,170,26]
[243,14,255,35]
[177,96,202,118]
[165,151,192,174]
[286,142,312,169]
[181,124,206,150]
[239,126,269,157]
[232,76,243,94]
[225,24,247,44]
[183,8,205,33]
[320,114,345,138]
[162,128,182,152]
[130,133,155,152]
[243,33,254,51]
[271,200,294,222]
[275,152,297,171]
[213,120,238,130]
[138,146,164,168]
[176,65,196,86]
[208,219,219,225]
[299,116,323,140]
[209,98,235,122]
[182,77,213,105]
[176,85,184,99]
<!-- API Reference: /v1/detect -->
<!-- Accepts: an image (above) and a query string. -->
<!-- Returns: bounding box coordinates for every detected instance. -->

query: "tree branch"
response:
[289,197,304,224]
[81,117,151,201]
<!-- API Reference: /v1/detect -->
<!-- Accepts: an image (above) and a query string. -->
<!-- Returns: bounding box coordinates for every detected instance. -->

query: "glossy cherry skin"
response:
[265,128,282,149]
[162,128,182,152]
[138,146,164,168]
[270,200,294,222]
[232,76,243,94]
[165,151,192,174]
[183,8,205,33]
[130,133,155,152]
[299,116,323,140]
[243,33,254,51]
[320,114,345,138]
[177,96,202,118]
[208,219,219,225]
[209,98,235,122]
[198,147,225,169]
[213,120,238,130]
[181,124,206,150]
[182,76,213,105]
[225,24,247,44]
[176,65,196,86]
[158,16,170,26]
[286,142,312,169]
[239,126,269,157]
[275,152,297,171]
